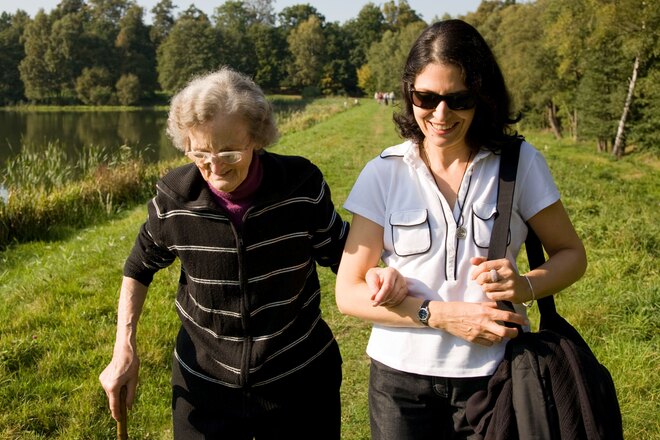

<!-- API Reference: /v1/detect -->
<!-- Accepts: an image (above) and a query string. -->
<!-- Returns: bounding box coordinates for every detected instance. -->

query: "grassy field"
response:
[0,99,658,438]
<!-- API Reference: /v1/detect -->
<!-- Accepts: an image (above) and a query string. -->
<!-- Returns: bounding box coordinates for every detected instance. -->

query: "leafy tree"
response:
[624,1,660,155]
[149,0,177,47]
[342,3,387,69]
[0,11,29,104]
[600,0,660,158]
[491,2,562,136]
[365,21,426,94]
[287,15,325,89]
[244,0,275,25]
[157,8,219,94]
[357,63,376,95]
[46,11,86,101]
[278,4,324,31]
[541,0,592,140]
[320,22,356,95]
[465,1,508,51]
[116,4,157,99]
[76,66,115,104]
[575,39,627,152]
[19,10,56,102]
[249,23,288,90]
[634,60,660,154]
[116,72,141,105]
[214,1,258,75]
[276,4,326,89]
[382,0,424,31]
[87,0,133,27]
[51,0,86,20]
[85,0,135,78]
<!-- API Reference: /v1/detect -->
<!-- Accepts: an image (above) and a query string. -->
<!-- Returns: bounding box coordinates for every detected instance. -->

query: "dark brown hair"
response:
[393,19,520,152]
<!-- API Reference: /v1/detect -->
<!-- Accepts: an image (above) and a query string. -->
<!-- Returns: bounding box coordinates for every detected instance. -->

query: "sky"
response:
[1,0,483,24]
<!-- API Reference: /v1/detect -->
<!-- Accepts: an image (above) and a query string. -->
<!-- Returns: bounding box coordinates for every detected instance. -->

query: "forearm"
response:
[336,273,425,327]
[524,245,587,300]
[526,200,588,300]
[113,276,149,352]
[335,213,426,327]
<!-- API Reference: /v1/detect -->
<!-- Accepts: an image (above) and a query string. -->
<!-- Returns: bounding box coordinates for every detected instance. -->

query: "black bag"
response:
[465,140,623,440]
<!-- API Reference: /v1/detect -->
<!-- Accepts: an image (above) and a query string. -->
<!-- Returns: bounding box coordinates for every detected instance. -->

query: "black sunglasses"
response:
[410,89,477,110]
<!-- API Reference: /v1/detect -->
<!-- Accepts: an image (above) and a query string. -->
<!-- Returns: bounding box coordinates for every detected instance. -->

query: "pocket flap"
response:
[472,203,497,221]
[389,209,428,227]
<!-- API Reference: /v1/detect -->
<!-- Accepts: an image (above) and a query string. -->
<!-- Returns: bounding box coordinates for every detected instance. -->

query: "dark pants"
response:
[172,341,342,440]
[369,359,489,440]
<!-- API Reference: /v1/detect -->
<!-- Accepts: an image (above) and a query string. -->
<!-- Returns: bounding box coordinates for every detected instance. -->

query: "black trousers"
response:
[369,359,489,440]
[172,340,342,440]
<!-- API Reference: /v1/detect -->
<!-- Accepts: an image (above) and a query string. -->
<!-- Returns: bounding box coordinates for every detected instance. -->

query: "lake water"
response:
[0,109,179,168]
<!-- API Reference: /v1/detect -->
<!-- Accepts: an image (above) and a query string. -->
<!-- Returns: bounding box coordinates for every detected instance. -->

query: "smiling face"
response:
[412,62,475,153]
[187,113,254,193]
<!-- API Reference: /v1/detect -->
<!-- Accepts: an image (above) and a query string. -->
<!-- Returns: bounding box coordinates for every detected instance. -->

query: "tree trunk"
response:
[612,55,640,159]
[563,106,578,140]
[571,108,578,141]
[547,101,562,139]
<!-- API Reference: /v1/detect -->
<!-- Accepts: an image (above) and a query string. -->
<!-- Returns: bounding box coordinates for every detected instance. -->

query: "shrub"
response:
[75,67,116,105]
[116,74,142,106]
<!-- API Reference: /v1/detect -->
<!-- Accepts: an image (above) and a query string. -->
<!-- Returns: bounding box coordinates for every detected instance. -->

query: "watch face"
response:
[418,308,429,323]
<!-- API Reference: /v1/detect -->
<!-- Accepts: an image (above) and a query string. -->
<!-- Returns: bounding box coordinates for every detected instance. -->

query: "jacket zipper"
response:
[234,228,252,388]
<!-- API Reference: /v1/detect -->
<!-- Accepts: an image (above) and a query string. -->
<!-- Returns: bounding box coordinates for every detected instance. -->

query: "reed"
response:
[0,150,181,249]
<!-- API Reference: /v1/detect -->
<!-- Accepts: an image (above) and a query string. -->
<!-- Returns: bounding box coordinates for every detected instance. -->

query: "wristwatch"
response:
[418,299,431,326]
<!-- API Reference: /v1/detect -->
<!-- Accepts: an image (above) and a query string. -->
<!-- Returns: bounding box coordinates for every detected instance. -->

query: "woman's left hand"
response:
[470,256,533,304]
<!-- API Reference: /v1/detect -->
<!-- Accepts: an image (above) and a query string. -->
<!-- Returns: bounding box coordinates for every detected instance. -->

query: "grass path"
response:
[0,99,658,438]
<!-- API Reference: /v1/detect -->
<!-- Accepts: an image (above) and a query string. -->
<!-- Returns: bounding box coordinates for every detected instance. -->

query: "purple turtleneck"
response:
[207,152,263,228]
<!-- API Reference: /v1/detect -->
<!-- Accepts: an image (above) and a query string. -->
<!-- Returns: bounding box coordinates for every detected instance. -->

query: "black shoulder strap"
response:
[487,142,520,262]
[489,138,556,318]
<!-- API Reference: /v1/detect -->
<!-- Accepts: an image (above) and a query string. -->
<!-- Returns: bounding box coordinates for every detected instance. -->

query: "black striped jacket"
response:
[124,151,348,387]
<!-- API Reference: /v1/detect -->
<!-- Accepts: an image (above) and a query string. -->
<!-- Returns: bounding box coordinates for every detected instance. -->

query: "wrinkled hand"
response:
[439,301,528,346]
[470,256,533,305]
[99,347,140,422]
[365,266,409,307]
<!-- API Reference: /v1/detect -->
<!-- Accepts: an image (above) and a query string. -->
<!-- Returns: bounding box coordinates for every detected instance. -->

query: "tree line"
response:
[0,0,657,156]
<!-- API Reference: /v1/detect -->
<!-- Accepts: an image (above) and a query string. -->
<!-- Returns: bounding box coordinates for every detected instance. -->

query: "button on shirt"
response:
[344,140,559,377]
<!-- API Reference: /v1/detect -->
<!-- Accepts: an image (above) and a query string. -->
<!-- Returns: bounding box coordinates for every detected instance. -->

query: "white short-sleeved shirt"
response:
[344,140,560,377]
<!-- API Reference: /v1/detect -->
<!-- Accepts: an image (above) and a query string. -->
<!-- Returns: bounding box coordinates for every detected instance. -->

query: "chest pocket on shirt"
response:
[389,209,431,256]
[471,203,499,249]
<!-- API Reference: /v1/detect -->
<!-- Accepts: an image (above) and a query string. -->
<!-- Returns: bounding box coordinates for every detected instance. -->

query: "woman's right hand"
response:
[99,345,140,422]
[100,277,149,421]
[429,300,528,346]
[365,266,409,307]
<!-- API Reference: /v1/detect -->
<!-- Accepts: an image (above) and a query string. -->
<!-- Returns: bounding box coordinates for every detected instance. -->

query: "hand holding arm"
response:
[471,200,586,305]
[365,266,409,307]
[99,276,148,421]
[428,300,527,346]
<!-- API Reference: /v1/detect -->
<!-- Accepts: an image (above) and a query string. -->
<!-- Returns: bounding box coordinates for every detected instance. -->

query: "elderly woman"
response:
[336,20,587,439]
[99,67,354,438]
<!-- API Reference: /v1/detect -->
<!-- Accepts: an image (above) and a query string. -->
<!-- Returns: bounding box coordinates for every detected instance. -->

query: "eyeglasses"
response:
[185,150,247,165]
[410,89,477,110]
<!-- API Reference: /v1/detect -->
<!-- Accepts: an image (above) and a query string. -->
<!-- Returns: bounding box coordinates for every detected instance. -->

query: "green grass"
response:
[1,99,658,438]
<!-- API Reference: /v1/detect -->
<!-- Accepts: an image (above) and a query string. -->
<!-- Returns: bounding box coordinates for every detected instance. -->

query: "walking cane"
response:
[117,385,128,440]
